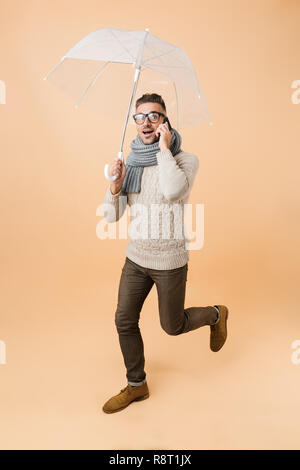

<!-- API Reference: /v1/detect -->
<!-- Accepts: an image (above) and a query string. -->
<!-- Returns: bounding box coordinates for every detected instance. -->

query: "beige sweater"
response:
[102,148,199,270]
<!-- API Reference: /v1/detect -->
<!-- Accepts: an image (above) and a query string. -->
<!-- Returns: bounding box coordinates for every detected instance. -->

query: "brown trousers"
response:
[115,256,218,385]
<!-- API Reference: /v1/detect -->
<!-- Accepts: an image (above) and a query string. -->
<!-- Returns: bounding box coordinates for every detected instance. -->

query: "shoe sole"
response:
[102,392,150,414]
[211,307,229,352]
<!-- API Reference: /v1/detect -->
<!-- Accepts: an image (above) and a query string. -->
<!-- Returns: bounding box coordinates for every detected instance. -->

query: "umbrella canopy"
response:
[43,27,212,180]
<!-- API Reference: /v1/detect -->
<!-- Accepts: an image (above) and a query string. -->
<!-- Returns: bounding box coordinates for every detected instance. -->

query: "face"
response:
[135,102,166,145]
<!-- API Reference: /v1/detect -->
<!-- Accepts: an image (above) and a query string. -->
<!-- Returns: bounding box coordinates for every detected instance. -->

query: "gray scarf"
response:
[121,127,182,194]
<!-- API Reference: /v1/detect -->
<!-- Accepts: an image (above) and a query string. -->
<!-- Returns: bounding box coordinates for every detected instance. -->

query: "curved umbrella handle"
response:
[104,151,123,181]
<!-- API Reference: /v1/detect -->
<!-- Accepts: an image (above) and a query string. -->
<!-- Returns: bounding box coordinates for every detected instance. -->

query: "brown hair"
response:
[135,93,166,113]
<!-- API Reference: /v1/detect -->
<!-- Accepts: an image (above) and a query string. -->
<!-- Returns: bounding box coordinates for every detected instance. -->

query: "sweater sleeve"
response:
[156,149,199,203]
[102,186,127,223]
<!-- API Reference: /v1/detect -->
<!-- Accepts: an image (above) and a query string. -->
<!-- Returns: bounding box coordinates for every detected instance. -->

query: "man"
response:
[101,93,229,414]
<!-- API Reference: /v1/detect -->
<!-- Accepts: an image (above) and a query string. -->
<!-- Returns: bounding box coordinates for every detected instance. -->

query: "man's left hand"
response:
[156,122,172,151]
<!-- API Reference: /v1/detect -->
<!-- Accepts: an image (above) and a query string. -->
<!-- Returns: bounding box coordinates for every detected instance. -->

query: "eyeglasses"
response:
[132,111,165,125]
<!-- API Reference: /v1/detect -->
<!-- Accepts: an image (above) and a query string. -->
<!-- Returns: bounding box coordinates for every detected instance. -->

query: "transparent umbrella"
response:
[43,27,212,181]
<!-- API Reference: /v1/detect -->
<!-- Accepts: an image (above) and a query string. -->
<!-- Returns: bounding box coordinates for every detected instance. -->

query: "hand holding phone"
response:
[156,117,172,136]
[156,116,173,150]
[163,116,172,131]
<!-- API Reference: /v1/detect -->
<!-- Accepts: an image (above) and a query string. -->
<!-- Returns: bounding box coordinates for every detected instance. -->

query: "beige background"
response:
[1,0,300,450]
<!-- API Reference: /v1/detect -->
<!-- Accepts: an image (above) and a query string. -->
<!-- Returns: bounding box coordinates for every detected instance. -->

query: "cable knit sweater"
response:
[102,148,199,270]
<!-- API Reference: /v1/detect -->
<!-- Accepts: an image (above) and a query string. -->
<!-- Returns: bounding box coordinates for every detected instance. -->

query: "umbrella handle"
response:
[104,152,123,181]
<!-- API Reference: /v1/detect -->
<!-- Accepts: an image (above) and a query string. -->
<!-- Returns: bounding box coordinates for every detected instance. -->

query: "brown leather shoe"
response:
[102,382,149,414]
[210,305,229,352]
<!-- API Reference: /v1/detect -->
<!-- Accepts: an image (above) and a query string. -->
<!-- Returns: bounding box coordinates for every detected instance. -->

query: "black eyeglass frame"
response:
[132,111,166,124]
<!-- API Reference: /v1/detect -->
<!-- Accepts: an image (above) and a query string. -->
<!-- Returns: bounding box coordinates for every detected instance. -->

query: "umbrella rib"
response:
[173,80,180,132]
[141,40,169,70]
[142,46,179,65]
[144,63,190,69]
[43,56,66,80]
[75,61,111,108]
[140,41,183,75]
[109,29,135,62]
[104,60,133,64]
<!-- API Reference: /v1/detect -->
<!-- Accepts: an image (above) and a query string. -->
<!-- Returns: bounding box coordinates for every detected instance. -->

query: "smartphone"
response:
[163,116,172,131]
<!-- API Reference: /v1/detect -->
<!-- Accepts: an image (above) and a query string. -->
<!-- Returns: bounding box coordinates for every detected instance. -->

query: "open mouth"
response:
[143,130,154,137]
